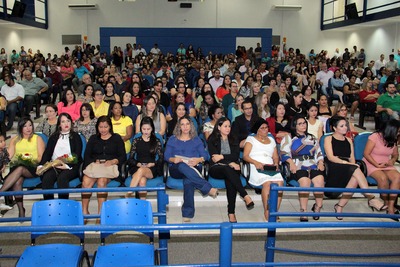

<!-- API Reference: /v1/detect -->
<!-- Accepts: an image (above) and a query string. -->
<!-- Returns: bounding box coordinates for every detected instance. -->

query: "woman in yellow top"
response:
[1,117,45,217]
[90,88,110,118]
[110,101,133,153]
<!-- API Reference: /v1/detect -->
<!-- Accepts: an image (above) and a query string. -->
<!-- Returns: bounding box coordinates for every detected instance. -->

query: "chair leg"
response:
[355,112,366,130]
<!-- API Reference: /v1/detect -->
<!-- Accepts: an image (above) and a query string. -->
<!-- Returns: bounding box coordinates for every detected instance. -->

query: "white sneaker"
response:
[0,203,12,211]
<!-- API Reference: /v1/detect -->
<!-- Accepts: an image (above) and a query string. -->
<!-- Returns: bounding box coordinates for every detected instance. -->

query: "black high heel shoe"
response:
[334,203,344,220]
[299,209,308,222]
[368,196,387,211]
[311,203,322,220]
[244,195,254,210]
[386,210,400,222]
[228,214,237,223]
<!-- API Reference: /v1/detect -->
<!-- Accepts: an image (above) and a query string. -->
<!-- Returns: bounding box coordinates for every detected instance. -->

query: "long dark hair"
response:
[208,117,237,147]
[108,101,126,118]
[79,103,95,121]
[140,117,158,157]
[17,117,34,141]
[61,88,76,106]
[96,115,113,136]
[54,112,74,136]
[378,119,399,148]
[290,114,311,138]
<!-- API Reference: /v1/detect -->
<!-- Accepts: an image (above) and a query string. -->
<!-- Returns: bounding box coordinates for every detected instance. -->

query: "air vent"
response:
[68,4,98,10]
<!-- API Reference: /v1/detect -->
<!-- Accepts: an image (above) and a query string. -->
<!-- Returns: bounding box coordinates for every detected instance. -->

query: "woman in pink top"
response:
[57,88,82,122]
[363,119,400,219]
[60,60,74,89]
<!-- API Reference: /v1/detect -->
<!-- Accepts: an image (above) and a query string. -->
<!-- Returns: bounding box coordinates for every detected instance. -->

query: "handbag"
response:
[83,162,119,178]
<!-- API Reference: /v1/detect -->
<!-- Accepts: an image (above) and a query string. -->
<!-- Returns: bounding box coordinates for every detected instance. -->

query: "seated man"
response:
[18,69,48,118]
[316,62,333,98]
[1,73,24,131]
[377,81,400,120]
[232,100,259,148]
[77,73,102,96]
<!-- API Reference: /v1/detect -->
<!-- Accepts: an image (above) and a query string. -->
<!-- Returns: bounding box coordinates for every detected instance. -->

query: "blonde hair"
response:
[254,92,270,118]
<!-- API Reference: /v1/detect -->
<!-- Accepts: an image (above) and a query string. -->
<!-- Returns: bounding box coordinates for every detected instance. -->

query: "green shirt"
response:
[377,92,400,112]
[19,78,48,96]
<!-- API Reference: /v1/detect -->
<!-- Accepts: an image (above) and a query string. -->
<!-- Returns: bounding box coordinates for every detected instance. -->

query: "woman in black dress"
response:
[324,116,386,219]
[126,117,163,199]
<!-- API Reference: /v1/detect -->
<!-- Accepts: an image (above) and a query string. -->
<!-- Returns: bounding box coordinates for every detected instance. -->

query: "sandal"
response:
[368,196,387,211]
[334,203,344,220]
[311,203,322,220]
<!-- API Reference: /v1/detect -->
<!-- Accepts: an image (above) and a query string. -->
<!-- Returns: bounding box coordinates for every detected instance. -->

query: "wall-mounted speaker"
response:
[345,3,359,20]
[11,1,27,18]
[180,3,192,8]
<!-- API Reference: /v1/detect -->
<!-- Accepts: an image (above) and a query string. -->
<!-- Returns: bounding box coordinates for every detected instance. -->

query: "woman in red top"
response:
[216,75,231,101]
[130,81,145,107]
[359,79,379,113]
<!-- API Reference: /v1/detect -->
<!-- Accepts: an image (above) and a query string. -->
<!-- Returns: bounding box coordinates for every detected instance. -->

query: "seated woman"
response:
[103,81,121,104]
[254,92,271,120]
[167,103,187,138]
[198,91,218,123]
[270,83,290,107]
[74,103,98,141]
[331,103,357,138]
[208,117,254,223]
[216,75,231,101]
[266,102,291,145]
[37,113,82,200]
[280,115,325,221]
[135,95,167,137]
[317,94,334,131]
[243,118,283,221]
[109,101,133,153]
[203,104,224,140]
[285,91,306,119]
[90,88,110,118]
[195,83,218,113]
[130,81,145,108]
[324,116,386,219]
[36,104,58,137]
[301,85,317,109]
[230,94,244,122]
[0,118,45,217]
[343,74,360,119]
[306,103,323,140]
[363,119,400,219]
[77,84,94,103]
[121,91,139,124]
[166,92,196,121]
[329,69,345,104]
[164,115,218,222]
[126,117,163,199]
[57,88,82,122]
[81,116,126,220]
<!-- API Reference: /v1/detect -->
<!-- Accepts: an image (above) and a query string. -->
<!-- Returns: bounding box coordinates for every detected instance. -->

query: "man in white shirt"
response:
[136,44,147,56]
[316,62,333,97]
[150,43,161,57]
[209,69,223,93]
[374,54,386,73]
[1,73,24,130]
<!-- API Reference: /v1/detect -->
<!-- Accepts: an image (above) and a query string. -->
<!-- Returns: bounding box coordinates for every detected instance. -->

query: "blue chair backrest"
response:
[191,116,199,133]
[353,132,372,161]
[226,103,234,121]
[35,132,49,146]
[319,133,332,156]
[325,118,332,133]
[79,133,86,158]
[100,199,153,240]
[31,199,84,241]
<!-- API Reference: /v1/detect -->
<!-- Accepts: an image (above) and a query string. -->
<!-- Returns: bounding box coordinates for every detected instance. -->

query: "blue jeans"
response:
[169,163,212,218]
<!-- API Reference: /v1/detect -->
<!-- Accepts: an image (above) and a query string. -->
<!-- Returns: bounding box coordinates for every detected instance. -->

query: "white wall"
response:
[2,0,398,62]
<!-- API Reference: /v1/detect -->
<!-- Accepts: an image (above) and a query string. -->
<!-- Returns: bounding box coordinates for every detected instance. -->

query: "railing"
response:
[0,186,400,266]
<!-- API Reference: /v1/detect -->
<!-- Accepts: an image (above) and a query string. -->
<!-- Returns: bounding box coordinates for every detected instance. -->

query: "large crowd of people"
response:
[0,42,399,222]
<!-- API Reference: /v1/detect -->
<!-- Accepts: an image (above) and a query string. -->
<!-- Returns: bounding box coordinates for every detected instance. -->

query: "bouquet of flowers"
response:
[10,153,37,169]
[36,154,78,176]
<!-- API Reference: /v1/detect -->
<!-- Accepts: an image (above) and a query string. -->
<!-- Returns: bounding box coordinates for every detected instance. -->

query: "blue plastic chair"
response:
[353,132,377,185]
[16,199,90,267]
[22,133,48,189]
[92,199,155,266]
